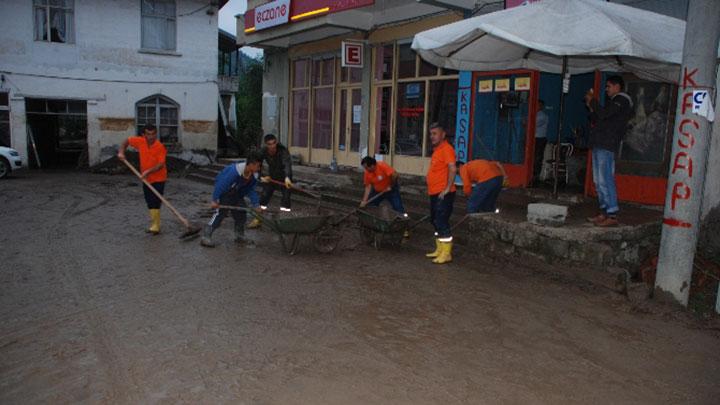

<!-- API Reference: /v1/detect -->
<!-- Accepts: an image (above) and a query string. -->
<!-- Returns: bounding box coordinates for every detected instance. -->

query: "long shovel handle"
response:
[267,178,322,200]
[121,158,191,228]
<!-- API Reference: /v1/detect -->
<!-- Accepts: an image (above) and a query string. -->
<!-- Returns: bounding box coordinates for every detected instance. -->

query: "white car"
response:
[0,146,24,179]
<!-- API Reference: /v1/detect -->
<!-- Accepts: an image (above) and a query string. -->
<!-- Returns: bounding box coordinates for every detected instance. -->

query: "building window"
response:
[136,95,179,144]
[291,59,310,148]
[290,57,335,150]
[395,82,425,157]
[426,79,459,155]
[219,49,241,76]
[0,92,10,147]
[311,58,335,149]
[33,0,74,44]
[141,0,176,51]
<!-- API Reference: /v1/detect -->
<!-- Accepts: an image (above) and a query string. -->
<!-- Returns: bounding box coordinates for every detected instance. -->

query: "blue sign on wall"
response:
[454,71,472,163]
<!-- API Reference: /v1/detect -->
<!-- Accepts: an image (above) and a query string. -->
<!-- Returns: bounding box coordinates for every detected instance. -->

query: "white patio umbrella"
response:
[412,0,685,81]
[412,0,687,196]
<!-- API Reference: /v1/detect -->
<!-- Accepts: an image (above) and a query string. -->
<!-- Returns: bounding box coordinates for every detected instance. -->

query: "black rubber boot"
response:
[200,225,215,248]
[234,224,255,247]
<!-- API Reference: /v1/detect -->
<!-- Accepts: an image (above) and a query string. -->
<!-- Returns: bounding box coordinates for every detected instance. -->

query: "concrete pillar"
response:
[359,42,372,166]
[9,95,28,166]
[262,50,289,145]
[655,0,720,306]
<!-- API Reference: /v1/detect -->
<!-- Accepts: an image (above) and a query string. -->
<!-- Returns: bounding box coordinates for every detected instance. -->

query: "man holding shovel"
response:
[251,134,293,229]
[425,123,456,265]
[117,124,167,235]
[360,156,410,237]
[200,153,263,248]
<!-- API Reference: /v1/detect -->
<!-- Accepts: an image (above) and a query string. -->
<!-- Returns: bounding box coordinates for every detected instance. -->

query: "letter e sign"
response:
[342,41,364,68]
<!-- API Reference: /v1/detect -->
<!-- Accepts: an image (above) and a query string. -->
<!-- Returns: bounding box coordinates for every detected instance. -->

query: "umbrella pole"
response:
[553,56,568,199]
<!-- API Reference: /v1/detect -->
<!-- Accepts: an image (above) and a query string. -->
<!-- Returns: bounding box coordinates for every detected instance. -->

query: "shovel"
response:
[121,158,201,239]
[334,190,387,225]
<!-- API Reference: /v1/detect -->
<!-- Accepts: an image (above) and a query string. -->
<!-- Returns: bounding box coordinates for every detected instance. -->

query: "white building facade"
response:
[0,0,224,168]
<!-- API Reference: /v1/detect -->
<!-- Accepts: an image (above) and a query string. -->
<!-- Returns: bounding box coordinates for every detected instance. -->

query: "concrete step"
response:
[186,172,215,185]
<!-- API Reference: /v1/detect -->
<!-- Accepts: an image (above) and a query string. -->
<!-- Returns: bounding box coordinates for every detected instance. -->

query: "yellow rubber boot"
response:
[432,241,453,264]
[425,239,441,258]
[247,218,261,229]
[148,209,161,234]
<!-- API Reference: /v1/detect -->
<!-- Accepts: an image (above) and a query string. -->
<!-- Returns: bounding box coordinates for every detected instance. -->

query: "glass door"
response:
[335,88,362,167]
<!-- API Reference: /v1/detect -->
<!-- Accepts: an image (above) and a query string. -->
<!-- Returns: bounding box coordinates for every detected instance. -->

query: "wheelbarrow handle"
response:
[266,178,323,200]
[406,214,431,231]
[334,190,387,225]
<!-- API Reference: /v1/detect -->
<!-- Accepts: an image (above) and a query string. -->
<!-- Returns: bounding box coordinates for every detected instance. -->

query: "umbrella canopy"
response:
[411,0,686,82]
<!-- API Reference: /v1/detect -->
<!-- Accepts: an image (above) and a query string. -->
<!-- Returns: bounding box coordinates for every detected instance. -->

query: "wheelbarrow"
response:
[356,208,430,249]
[219,205,342,255]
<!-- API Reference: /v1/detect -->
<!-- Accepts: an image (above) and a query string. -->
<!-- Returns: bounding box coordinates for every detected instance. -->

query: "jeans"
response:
[591,148,619,215]
[368,185,406,214]
[259,180,291,209]
[467,176,503,213]
[430,192,455,239]
[142,182,165,209]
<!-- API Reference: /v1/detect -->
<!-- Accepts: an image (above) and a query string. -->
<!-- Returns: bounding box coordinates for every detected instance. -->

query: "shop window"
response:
[374,44,394,82]
[293,59,309,87]
[426,79,459,155]
[374,87,392,155]
[321,59,334,85]
[0,92,10,147]
[312,87,333,149]
[395,82,425,156]
[291,90,309,147]
[419,58,438,77]
[136,95,178,144]
[398,43,416,79]
[33,0,74,44]
[141,0,176,51]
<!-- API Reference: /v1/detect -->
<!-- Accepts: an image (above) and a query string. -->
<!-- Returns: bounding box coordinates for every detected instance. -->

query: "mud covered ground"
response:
[1,172,719,404]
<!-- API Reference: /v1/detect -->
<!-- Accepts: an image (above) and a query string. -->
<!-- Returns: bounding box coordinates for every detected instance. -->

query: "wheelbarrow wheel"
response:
[313,228,341,254]
[360,226,374,246]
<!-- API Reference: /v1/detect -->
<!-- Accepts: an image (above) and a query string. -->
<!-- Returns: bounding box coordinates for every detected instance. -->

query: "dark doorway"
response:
[25,98,87,169]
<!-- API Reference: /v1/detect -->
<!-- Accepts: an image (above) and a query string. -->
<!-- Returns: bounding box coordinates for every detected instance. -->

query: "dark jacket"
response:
[588,92,633,153]
[212,162,259,206]
[260,143,292,180]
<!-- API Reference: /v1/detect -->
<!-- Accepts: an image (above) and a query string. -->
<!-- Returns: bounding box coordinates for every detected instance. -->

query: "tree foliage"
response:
[233,57,264,155]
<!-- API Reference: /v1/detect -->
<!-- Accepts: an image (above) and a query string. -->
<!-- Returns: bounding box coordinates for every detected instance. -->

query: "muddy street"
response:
[1,172,718,404]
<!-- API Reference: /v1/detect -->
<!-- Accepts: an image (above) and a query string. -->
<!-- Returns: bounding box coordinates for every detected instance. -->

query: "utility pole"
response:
[655,0,720,306]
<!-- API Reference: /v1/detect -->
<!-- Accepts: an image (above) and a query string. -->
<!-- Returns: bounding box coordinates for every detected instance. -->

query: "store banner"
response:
[254,0,290,31]
[455,71,472,166]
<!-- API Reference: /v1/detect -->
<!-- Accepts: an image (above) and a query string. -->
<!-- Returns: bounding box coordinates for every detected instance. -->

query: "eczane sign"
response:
[255,0,290,31]
[342,41,363,68]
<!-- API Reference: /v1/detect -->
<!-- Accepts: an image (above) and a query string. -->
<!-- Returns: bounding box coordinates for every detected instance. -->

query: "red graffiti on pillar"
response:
[678,119,698,148]
[682,67,698,89]
[681,92,694,114]
[671,152,694,177]
[671,182,691,210]
[663,218,693,228]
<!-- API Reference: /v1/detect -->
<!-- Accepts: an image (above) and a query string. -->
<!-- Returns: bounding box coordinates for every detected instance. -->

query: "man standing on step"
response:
[425,123,457,265]
[117,124,167,235]
[584,75,633,227]
[250,134,293,228]
[201,153,263,247]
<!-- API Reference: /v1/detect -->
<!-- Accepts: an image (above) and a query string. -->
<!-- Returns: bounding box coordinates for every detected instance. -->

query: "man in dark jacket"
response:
[200,153,262,247]
[249,134,293,228]
[584,75,633,227]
